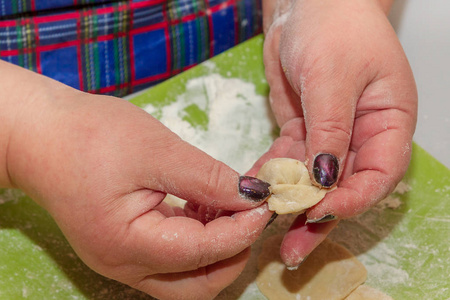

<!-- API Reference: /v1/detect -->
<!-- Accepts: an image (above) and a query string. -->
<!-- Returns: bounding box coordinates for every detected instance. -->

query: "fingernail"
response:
[239,176,271,202]
[313,153,339,188]
[265,212,278,229]
[286,255,309,271]
[306,214,337,224]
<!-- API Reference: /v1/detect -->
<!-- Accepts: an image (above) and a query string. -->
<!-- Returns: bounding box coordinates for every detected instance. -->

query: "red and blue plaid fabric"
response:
[0,0,262,96]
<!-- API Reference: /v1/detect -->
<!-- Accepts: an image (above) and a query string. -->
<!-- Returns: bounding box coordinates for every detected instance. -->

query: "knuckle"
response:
[312,119,352,145]
[195,239,220,271]
[201,160,229,207]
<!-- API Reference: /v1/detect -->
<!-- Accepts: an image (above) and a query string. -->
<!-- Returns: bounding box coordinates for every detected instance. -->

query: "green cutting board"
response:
[1,36,449,299]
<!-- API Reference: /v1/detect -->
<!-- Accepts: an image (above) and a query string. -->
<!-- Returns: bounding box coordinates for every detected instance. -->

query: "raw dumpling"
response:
[256,158,330,214]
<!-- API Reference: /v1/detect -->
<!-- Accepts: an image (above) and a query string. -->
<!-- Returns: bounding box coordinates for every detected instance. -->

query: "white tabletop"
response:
[389,0,450,168]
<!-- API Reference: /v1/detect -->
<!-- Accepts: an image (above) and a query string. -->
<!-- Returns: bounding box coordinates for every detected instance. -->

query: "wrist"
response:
[0,60,42,188]
[0,60,78,190]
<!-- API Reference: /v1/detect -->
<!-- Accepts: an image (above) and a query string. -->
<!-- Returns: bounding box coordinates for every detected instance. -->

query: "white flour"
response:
[144,71,276,174]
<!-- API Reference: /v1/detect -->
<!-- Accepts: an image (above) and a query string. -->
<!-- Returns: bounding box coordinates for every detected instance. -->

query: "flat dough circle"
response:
[345,285,394,300]
[256,235,367,300]
[256,158,329,214]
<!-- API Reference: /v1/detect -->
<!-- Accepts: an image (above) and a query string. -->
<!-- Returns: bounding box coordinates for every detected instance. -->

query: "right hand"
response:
[257,0,417,268]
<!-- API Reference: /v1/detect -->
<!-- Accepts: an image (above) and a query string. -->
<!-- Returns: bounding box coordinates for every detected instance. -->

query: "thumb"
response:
[148,127,271,211]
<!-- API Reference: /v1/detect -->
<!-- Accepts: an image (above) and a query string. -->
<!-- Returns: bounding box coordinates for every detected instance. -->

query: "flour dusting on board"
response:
[144,71,275,174]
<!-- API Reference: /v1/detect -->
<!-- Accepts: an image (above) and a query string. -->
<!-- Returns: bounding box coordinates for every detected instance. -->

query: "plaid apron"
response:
[0,0,262,97]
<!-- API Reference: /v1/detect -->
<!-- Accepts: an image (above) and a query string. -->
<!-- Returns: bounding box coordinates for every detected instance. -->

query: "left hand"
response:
[1,60,272,300]
[255,0,417,268]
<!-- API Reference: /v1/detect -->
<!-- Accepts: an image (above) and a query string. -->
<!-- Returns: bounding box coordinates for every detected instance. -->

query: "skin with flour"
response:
[257,0,417,269]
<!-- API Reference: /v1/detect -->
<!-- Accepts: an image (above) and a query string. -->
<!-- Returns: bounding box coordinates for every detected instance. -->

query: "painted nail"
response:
[286,255,309,271]
[265,212,278,229]
[313,153,339,188]
[306,214,337,224]
[239,176,271,202]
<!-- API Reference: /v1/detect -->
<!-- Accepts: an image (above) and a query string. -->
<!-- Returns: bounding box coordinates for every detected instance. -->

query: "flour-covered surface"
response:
[143,71,275,174]
[1,36,449,299]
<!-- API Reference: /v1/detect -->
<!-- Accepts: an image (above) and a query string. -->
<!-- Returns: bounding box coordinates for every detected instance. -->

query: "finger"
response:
[127,202,272,274]
[152,129,271,211]
[135,248,250,300]
[49,97,272,214]
[280,214,338,268]
[307,110,414,220]
[105,101,270,212]
[263,20,303,128]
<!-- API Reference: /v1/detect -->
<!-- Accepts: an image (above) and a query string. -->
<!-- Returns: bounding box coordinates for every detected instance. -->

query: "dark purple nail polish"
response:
[306,214,337,224]
[239,176,271,202]
[313,153,339,188]
[265,212,278,229]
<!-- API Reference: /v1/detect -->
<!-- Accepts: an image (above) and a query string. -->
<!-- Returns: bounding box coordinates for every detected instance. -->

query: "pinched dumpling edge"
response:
[256,158,330,214]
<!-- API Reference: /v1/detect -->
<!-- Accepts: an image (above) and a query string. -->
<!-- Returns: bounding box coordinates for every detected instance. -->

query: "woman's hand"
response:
[258,0,417,268]
[1,61,272,299]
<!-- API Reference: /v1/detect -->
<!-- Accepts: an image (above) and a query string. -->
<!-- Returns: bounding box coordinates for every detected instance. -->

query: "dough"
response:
[256,234,367,300]
[163,194,186,208]
[256,158,330,214]
[345,285,394,300]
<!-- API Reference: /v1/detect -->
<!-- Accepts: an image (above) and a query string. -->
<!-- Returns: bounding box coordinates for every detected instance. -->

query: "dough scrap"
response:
[345,285,394,300]
[256,234,367,300]
[256,158,329,214]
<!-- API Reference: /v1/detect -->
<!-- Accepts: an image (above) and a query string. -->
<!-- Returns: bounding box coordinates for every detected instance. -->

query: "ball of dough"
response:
[256,158,330,214]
